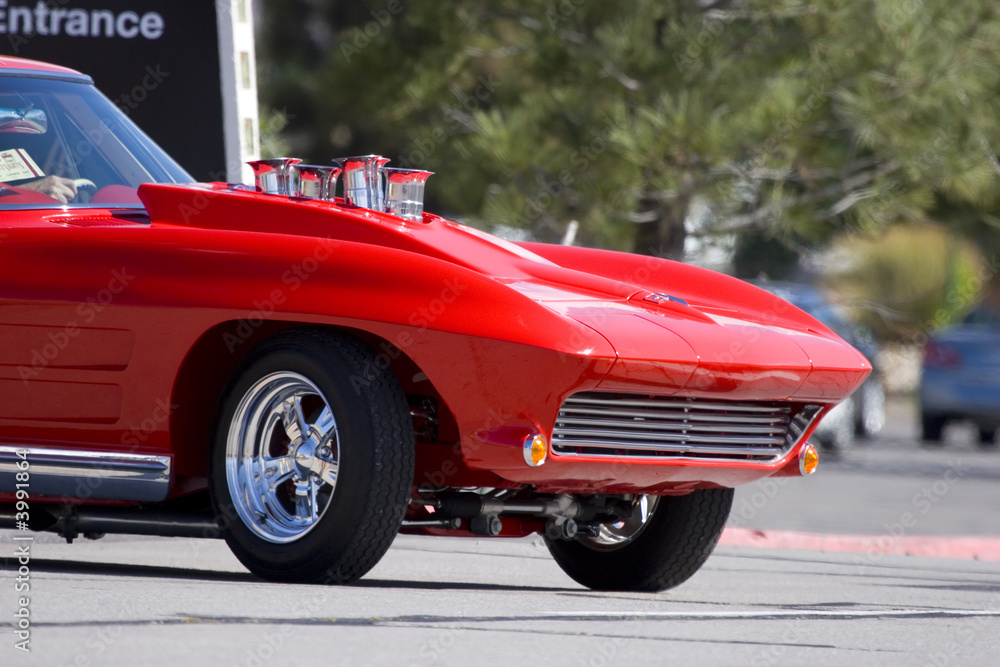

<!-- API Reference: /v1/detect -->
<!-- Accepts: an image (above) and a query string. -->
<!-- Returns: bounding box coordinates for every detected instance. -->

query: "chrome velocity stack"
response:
[383,168,433,221]
[334,155,390,210]
[247,157,301,195]
[294,165,341,200]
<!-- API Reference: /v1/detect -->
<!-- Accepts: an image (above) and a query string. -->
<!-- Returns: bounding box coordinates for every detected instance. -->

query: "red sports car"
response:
[0,57,869,591]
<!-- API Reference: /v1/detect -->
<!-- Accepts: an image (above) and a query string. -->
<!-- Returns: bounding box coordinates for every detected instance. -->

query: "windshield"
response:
[0,74,192,209]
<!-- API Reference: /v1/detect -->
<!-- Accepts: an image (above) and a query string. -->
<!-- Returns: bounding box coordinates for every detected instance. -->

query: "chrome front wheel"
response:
[226,372,341,543]
[210,330,414,585]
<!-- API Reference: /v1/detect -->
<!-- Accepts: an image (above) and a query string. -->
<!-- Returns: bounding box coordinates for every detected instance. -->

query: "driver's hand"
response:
[19,175,78,203]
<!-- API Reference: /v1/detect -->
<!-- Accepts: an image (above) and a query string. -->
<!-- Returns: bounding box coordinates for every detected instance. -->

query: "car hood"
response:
[139,183,871,401]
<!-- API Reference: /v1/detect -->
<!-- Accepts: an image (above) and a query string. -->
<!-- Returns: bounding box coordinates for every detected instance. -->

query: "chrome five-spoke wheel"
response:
[226,372,341,543]
[210,330,414,584]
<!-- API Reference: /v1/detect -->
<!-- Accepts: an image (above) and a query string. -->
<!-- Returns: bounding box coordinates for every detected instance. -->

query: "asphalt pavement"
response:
[729,396,1000,539]
[1,395,998,666]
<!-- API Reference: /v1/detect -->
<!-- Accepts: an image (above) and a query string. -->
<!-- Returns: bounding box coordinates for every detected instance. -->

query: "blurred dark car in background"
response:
[753,282,886,452]
[920,307,1000,445]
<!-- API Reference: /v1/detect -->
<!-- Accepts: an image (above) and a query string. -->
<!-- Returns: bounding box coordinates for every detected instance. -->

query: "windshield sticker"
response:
[0,149,43,181]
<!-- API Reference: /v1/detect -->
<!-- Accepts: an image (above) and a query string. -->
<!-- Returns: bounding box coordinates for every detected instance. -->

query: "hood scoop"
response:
[248,155,433,222]
[628,290,715,324]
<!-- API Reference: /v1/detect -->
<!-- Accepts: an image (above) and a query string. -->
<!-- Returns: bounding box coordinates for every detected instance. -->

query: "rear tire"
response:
[921,413,946,444]
[209,329,414,584]
[978,426,997,447]
[545,489,734,592]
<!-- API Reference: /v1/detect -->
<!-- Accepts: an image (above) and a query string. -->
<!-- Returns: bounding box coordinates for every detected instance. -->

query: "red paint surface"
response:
[2,181,871,500]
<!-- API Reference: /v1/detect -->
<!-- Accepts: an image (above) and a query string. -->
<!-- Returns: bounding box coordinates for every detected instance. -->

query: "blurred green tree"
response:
[257,0,1000,278]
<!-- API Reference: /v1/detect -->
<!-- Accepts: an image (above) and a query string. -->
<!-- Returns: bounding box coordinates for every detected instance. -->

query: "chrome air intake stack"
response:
[294,165,341,200]
[247,157,301,195]
[247,155,433,222]
[334,155,391,210]
[383,167,434,221]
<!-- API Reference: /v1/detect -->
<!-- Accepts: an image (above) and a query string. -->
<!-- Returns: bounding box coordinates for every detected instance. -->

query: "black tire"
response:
[545,489,734,592]
[823,399,856,455]
[978,426,997,447]
[921,413,946,443]
[854,380,886,439]
[209,329,414,584]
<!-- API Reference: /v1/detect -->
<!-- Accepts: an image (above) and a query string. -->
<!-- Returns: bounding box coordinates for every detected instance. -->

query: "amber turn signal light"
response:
[524,434,548,467]
[799,443,819,475]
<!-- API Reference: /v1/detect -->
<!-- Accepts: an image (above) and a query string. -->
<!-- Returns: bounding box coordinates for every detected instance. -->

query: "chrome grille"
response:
[551,393,821,462]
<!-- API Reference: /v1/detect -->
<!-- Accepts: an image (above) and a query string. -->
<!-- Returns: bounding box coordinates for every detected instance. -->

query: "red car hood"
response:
[139,183,871,402]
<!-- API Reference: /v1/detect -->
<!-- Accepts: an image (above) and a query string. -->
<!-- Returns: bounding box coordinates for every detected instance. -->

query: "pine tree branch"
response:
[599,59,643,92]
[717,156,883,183]
[715,159,901,232]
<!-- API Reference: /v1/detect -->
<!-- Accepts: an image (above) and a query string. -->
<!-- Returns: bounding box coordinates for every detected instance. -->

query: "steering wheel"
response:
[72,178,97,204]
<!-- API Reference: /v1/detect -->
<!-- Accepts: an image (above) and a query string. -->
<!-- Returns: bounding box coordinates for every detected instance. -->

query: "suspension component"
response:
[469,513,503,536]
[545,517,578,541]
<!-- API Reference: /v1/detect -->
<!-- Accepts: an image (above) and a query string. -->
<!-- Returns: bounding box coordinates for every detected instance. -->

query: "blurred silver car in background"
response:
[753,282,886,453]
[920,308,1000,446]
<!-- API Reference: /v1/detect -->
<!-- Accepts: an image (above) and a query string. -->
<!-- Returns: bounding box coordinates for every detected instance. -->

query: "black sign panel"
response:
[0,1,226,181]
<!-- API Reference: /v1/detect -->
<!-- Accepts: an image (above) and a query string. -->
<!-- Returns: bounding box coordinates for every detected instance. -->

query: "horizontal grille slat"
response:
[560,439,786,457]
[555,417,787,436]
[552,392,820,463]
[564,396,791,413]
[560,406,789,424]
[553,427,786,446]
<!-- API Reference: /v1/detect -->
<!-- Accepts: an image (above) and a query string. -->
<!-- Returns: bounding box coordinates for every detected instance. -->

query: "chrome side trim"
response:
[0,445,171,502]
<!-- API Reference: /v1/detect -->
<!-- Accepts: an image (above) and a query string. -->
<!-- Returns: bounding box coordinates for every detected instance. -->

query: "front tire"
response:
[545,489,734,592]
[822,398,856,454]
[209,330,414,584]
[855,379,886,439]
